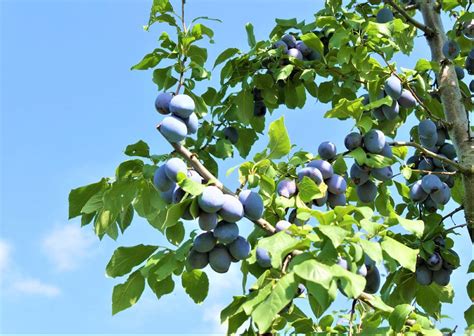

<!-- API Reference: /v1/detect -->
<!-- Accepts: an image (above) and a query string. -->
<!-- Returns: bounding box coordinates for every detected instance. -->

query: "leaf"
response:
[324,98,363,120]
[292,259,332,289]
[106,245,158,278]
[267,117,291,160]
[124,140,150,158]
[298,177,326,202]
[181,269,209,304]
[257,232,307,269]
[331,265,366,298]
[163,201,189,229]
[165,221,185,246]
[275,65,294,81]
[388,304,413,332]
[317,225,349,248]
[350,147,367,166]
[307,281,337,318]
[214,48,240,68]
[245,22,256,47]
[112,270,145,315]
[148,274,174,300]
[252,272,298,332]
[465,305,474,328]
[221,296,247,323]
[94,209,117,237]
[381,236,418,272]
[176,172,204,195]
[300,32,324,55]
[359,240,383,263]
[396,215,424,238]
[68,179,107,219]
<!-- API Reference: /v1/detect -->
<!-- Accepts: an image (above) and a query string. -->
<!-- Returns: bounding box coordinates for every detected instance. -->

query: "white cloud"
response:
[0,239,12,273]
[42,223,96,271]
[203,304,228,334]
[12,278,61,297]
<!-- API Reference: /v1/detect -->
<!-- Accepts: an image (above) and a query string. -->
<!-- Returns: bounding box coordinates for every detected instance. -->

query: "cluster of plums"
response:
[442,38,474,91]
[415,238,458,286]
[272,34,322,62]
[155,92,198,143]
[409,174,451,212]
[337,256,381,294]
[345,129,393,203]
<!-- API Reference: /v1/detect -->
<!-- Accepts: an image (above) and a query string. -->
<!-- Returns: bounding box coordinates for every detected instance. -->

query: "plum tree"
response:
[69,0,474,333]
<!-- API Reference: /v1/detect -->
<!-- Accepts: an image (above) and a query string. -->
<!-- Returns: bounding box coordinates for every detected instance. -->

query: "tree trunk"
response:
[418,1,474,242]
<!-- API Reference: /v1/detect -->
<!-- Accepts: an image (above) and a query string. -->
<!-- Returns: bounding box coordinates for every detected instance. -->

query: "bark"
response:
[419,1,474,242]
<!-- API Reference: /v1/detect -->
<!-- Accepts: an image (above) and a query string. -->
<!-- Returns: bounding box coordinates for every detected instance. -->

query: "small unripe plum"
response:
[218,194,244,222]
[327,192,346,208]
[380,143,393,158]
[194,232,217,253]
[298,167,323,185]
[296,40,311,56]
[431,182,450,205]
[198,186,225,213]
[160,116,188,143]
[418,119,438,148]
[155,92,173,114]
[254,100,267,117]
[421,174,443,194]
[382,100,400,120]
[169,94,195,118]
[439,143,456,160]
[356,180,377,203]
[275,220,291,233]
[183,112,198,134]
[256,247,272,268]
[371,166,393,181]
[415,264,433,285]
[326,174,347,195]
[350,163,370,186]
[199,212,218,231]
[318,141,337,160]
[410,180,428,202]
[277,179,297,198]
[282,34,297,48]
[384,75,402,99]
[209,246,232,273]
[426,252,443,271]
[397,89,416,108]
[164,157,187,182]
[239,190,264,220]
[187,249,209,270]
[344,132,362,151]
[364,129,386,154]
[223,126,239,144]
[153,165,172,192]
[454,66,465,80]
[228,236,250,260]
[273,40,288,52]
[442,40,460,59]
[433,268,451,286]
[307,160,334,180]
[376,7,393,23]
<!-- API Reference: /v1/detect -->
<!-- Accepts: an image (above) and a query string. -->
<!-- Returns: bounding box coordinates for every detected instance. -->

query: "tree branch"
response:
[440,205,464,223]
[384,0,434,37]
[410,169,457,176]
[348,299,358,336]
[389,141,466,172]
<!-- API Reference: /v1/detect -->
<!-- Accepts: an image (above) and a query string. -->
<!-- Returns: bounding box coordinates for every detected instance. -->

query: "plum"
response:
[288,209,308,226]
[406,155,420,167]
[256,247,272,268]
[418,157,434,171]
[421,174,443,194]
[357,264,368,277]
[418,119,438,148]
[277,179,297,198]
[160,184,175,204]
[432,154,448,168]
[344,132,362,151]
[228,236,250,260]
[431,182,450,205]
[397,89,416,108]
[275,220,292,233]
[371,166,393,181]
[239,190,264,220]
[415,264,433,285]
[466,54,474,75]
[434,236,445,247]
[361,94,370,106]
[439,143,456,160]
[462,19,474,40]
[381,100,400,120]
[384,76,402,99]
[253,100,266,117]
[218,194,244,222]
[160,116,188,143]
[307,50,322,61]
[436,129,446,147]
[153,165,172,192]
[169,94,195,118]
[183,112,198,134]
[380,143,393,158]
[326,174,347,195]
[470,79,474,93]
[172,186,185,204]
[209,245,232,273]
[318,141,337,160]
[223,126,239,144]
[336,257,348,270]
[187,169,203,184]
[199,212,218,231]
[364,129,386,154]
[364,265,380,294]
[327,192,346,208]
[376,7,393,23]
[273,40,288,52]
[282,34,297,48]
[442,249,459,270]
[313,192,328,207]
[371,107,386,121]
[213,221,239,244]
[298,167,323,185]
[181,203,195,220]
[455,66,465,80]
[356,180,377,203]
[198,186,225,213]
[426,252,443,271]
[307,160,334,179]
[296,40,311,56]
[194,232,217,253]
[442,40,460,59]
[187,249,209,270]
[350,163,370,186]
[410,180,429,202]
[164,157,187,182]
[287,48,303,60]
[423,196,439,213]
[433,268,452,286]
[155,92,173,115]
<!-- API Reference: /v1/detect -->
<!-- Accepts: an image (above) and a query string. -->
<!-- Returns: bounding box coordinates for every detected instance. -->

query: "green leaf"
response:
[396,216,424,238]
[465,305,474,328]
[182,269,209,304]
[148,274,174,300]
[451,176,464,205]
[112,270,145,315]
[106,245,158,278]
[177,172,204,195]
[252,272,298,332]
[468,260,474,273]
[165,221,185,246]
[94,209,117,237]
[381,236,418,272]
[214,48,240,68]
[292,259,332,289]
[275,65,294,81]
[317,225,349,248]
[267,117,291,160]
[350,147,367,166]
[298,177,326,202]
[245,22,256,47]
[331,264,366,298]
[300,32,324,55]
[68,179,107,219]
[359,240,383,263]
[307,281,337,318]
[124,140,150,158]
[257,232,307,269]
[163,201,189,229]
[388,304,413,332]
[324,98,363,120]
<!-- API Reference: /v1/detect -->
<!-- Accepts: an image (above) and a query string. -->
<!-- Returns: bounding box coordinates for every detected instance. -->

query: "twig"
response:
[447,325,458,336]
[440,205,464,223]
[389,141,465,172]
[404,4,417,11]
[348,299,358,336]
[282,254,293,274]
[446,223,467,233]
[410,169,457,176]
[175,0,188,95]
[384,0,434,37]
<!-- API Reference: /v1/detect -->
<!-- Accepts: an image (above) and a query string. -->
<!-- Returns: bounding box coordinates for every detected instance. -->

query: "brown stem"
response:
[348,299,358,336]
[410,169,457,176]
[384,0,434,37]
[440,205,464,224]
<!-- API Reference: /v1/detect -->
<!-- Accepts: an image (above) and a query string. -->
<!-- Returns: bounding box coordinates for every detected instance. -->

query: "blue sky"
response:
[0,0,471,333]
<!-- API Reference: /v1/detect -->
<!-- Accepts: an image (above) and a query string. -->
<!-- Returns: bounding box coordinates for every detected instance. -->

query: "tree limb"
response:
[384,0,434,37]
